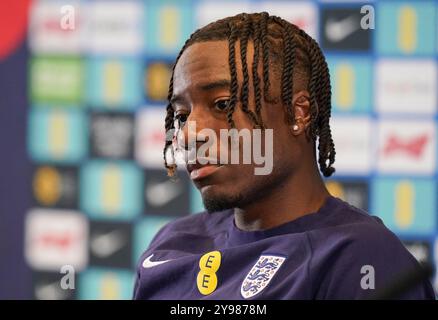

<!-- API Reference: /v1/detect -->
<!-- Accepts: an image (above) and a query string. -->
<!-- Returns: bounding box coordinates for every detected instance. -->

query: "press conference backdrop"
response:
[5,0,438,299]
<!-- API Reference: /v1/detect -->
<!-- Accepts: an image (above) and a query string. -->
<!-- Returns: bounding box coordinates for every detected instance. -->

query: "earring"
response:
[292,124,299,131]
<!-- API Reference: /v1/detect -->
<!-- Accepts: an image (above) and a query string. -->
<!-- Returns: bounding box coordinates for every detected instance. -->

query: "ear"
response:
[291,90,311,136]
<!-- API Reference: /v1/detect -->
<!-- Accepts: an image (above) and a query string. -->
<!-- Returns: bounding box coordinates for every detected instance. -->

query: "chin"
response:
[200,185,244,213]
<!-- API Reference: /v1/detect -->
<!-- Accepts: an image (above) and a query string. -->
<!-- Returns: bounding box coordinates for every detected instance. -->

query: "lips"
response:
[186,162,223,180]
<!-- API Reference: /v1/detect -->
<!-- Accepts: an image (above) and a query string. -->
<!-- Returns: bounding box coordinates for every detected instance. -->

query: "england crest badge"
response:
[241,254,286,299]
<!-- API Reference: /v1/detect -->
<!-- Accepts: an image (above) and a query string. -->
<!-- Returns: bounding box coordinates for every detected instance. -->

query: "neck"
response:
[234,162,330,231]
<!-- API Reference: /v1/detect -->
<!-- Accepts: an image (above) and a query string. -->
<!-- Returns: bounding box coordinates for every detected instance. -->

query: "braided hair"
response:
[163,12,336,177]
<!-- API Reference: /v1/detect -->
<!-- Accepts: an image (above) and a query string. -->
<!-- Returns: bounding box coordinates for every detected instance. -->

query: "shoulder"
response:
[308,197,416,268]
[307,197,435,299]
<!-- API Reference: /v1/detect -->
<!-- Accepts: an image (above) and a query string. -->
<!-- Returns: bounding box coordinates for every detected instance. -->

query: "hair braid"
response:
[251,19,264,128]
[279,21,296,126]
[239,15,262,128]
[259,12,275,103]
[226,22,239,129]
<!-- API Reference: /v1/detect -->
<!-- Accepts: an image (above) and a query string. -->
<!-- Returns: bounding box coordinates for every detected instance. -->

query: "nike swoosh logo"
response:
[142,254,172,269]
[146,180,183,207]
[326,15,359,42]
[91,230,127,258]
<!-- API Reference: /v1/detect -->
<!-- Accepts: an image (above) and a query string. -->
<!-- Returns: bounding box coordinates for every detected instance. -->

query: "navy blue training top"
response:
[133,195,435,300]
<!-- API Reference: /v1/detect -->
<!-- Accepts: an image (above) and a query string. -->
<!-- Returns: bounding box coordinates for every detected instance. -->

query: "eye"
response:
[214,99,230,112]
[174,113,188,129]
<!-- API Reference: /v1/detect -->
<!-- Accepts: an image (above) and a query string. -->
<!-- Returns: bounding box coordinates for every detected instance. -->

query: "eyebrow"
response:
[198,79,231,91]
[170,79,231,107]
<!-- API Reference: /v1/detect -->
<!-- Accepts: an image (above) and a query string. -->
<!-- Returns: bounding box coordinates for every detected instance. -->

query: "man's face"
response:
[171,40,304,212]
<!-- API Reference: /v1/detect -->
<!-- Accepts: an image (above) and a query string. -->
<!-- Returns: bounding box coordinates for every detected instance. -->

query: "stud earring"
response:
[292,124,299,131]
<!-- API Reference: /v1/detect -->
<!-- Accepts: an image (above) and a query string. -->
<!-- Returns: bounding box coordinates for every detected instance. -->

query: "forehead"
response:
[173,41,231,91]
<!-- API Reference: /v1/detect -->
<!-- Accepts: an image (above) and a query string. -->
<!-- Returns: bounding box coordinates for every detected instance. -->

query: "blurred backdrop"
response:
[0,0,437,299]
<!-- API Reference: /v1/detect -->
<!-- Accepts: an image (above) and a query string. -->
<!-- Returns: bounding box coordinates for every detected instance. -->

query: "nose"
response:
[179,110,211,151]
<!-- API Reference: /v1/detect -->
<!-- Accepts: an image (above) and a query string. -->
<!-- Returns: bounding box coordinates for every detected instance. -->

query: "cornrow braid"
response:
[279,20,297,126]
[316,57,336,177]
[226,22,239,129]
[251,19,264,128]
[163,12,336,178]
[259,12,275,104]
[239,14,262,128]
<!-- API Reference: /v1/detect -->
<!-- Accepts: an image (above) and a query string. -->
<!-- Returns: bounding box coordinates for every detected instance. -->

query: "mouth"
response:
[186,161,224,181]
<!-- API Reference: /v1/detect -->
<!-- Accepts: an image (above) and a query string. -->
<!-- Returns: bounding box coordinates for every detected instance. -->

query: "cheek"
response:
[271,125,303,172]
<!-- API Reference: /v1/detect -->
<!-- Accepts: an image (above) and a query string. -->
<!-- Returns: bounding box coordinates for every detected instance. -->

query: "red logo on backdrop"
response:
[0,0,31,60]
[42,18,78,34]
[36,232,79,250]
[383,133,429,158]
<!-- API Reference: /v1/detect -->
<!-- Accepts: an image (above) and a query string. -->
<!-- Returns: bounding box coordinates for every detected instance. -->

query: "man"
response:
[133,12,435,299]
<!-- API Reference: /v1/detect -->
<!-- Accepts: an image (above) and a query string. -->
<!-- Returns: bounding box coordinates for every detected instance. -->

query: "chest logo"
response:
[197,250,221,295]
[142,254,172,269]
[241,254,286,299]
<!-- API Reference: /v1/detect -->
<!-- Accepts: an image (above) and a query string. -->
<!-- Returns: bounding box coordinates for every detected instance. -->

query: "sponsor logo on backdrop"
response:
[144,169,190,216]
[196,2,317,38]
[86,58,142,110]
[29,0,83,54]
[90,112,134,159]
[30,57,84,104]
[329,116,372,174]
[328,57,372,113]
[80,160,143,221]
[376,60,436,114]
[28,108,88,163]
[25,208,88,271]
[326,180,369,211]
[257,2,317,38]
[78,268,134,300]
[89,221,132,269]
[32,165,78,209]
[85,1,143,54]
[143,61,173,103]
[377,120,436,174]
[383,133,429,158]
[377,2,436,55]
[320,7,371,51]
[33,272,76,300]
[145,2,194,54]
[372,178,436,235]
